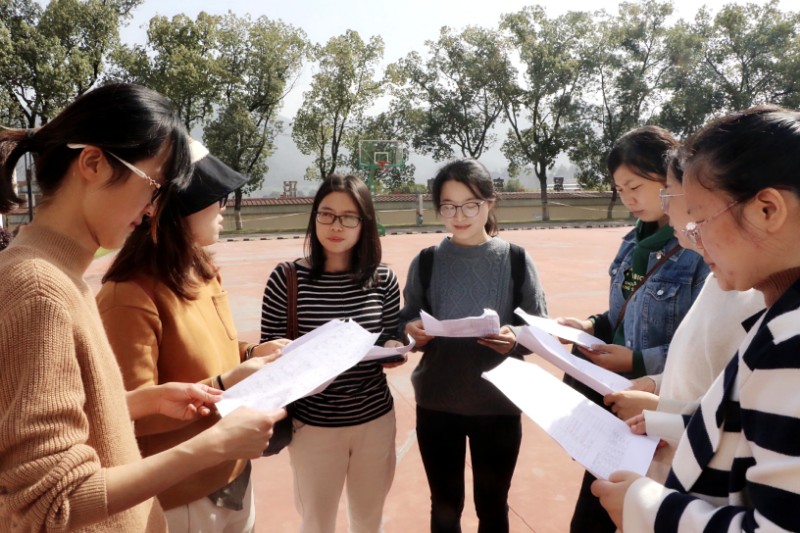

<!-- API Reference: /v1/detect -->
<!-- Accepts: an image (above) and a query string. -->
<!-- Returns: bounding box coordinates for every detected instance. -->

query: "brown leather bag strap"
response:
[284,261,299,340]
[615,244,682,327]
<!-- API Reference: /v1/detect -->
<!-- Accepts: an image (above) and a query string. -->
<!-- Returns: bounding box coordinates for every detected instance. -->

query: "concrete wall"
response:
[222,195,631,233]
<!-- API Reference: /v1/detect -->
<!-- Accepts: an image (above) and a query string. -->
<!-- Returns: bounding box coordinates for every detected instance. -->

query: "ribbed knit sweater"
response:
[0,225,165,532]
[398,236,548,416]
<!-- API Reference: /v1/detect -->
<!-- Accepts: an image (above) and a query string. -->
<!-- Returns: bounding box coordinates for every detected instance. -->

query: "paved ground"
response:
[86,224,631,533]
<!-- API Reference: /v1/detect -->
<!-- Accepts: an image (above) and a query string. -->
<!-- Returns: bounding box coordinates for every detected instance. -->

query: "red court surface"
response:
[85,224,631,533]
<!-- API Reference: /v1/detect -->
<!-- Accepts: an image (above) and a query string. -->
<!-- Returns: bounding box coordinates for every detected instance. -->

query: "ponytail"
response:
[0,128,39,213]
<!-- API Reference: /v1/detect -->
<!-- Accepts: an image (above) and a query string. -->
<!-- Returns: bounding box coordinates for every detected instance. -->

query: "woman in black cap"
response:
[97,139,288,532]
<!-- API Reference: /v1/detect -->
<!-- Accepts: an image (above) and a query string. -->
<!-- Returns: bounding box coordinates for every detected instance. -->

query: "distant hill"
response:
[236,116,580,197]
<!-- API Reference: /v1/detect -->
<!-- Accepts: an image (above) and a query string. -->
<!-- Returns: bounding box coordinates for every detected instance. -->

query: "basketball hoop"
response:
[377,160,390,176]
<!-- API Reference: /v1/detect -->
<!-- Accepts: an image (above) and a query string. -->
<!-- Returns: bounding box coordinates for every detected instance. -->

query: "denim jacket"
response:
[595,228,709,376]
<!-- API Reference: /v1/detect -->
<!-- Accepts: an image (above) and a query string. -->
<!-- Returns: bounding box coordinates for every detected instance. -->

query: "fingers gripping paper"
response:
[483,358,658,480]
[217,319,379,416]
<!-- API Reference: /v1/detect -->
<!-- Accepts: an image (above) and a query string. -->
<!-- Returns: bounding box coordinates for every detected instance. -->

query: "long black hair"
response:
[305,174,381,288]
[0,83,192,222]
[608,125,679,183]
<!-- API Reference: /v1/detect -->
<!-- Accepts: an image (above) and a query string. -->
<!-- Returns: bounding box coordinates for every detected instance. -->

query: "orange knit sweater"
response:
[0,225,165,532]
[96,273,248,510]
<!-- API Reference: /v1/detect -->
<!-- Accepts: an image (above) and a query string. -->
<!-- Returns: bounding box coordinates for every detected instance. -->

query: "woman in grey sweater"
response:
[398,158,547,533]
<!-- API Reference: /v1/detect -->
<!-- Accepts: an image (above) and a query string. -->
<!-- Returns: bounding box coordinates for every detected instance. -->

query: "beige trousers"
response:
[289,409,397,533]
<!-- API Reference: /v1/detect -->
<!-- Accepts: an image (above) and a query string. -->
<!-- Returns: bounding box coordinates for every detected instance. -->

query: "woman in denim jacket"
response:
[558,126,708,533]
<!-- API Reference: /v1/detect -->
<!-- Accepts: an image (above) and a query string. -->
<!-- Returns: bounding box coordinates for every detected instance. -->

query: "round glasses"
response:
[315,211,362,228]
[682,201,739,248]
[658,188,684,212]
[438,201,485,219]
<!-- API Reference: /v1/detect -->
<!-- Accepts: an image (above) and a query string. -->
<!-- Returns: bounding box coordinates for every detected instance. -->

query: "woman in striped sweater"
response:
[260,174,404,533]
[592,105,800,532]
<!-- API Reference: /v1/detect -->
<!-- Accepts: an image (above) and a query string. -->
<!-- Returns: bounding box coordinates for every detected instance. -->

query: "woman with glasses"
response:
[602,153,764,483]
[398,158,548,533]
[95,139,288,533]
[0,83,282,532]
[259,174,403,533]
[594,105,800,532]
[557,126,708,533]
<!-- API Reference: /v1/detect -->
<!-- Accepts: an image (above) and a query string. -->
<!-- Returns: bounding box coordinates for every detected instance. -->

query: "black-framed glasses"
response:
[659,188,684,212]
[219,194,230,208]
[682,201,739,248]
[315,211,362,228]
[67,143,163,204]
[438,201,485,219]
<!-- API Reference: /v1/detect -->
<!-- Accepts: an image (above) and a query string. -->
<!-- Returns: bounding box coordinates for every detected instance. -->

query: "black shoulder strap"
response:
[418,246,436,312]
[509,243,526,312]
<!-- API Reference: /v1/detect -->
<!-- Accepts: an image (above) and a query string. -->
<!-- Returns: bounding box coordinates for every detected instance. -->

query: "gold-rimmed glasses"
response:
[67,143,163,203]
[659,188,684,212]
[682,201,739,248]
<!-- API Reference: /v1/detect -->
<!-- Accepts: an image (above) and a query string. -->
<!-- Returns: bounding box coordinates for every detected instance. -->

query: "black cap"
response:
[172,139,247,217]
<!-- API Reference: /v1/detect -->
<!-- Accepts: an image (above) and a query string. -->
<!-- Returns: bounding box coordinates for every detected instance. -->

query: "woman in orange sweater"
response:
[97,139,288,532]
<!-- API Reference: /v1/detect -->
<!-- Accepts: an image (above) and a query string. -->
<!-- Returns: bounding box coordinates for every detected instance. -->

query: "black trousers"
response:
[416,406,522,533]
[564,370,619,533]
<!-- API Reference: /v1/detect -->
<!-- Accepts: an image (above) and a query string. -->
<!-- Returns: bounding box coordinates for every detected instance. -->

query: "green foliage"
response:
[0,0,139,127]
[495,7,596,220]
[504,177,525,192]
[388,26,506,160]
[110,11,224,130]
[204,13,308,217]
[659,1,800,134]
[292,30,384,180]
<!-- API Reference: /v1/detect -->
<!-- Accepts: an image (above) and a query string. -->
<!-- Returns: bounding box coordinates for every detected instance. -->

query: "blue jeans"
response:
[416,406,522,533]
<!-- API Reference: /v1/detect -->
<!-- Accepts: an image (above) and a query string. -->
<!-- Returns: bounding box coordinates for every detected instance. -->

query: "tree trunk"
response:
[234,188,243,231]
[537,174,550,222]
[606,188,618,220]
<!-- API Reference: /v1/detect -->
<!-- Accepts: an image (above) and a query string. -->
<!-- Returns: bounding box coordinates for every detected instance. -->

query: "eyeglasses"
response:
[659,188,684,212]
[315,211,362,228]
[438,201,485,219]
[67,143,163,204]
[682,201,739,248]
[219,194,229,208]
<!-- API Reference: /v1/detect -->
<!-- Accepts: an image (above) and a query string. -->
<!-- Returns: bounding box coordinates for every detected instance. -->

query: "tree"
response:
[659,1,800,134]
[0,0,140,127]
[204,14,308,229]
[292,30,384,180]
[344,102,417,193]
[569,0,676,216]
[111,11,223,131]
[387,26,506,161]
[495,7,595,221]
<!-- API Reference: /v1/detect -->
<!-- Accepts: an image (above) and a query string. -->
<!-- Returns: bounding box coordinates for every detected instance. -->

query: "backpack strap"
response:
[418,246,436,312]
[418,243,527,322]
[509,243,528,325]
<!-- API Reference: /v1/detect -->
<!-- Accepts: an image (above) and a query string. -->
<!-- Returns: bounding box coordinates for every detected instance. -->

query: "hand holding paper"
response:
[483,358,658,480]
[515,309,605,349]
[216,320,379,416]
[515,323,631,395]
[362,334,416,363]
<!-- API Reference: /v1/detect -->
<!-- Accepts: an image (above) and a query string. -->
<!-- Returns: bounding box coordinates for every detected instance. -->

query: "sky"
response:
[118,0,790,191]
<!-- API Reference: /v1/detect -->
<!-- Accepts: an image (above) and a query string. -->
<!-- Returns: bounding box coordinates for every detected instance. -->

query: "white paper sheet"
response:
[361,334,416,362]
[515,308,605,349]
[515,325,631,395]
[216,319,379,416]
[420,309,500,338]
[483,358,658,480]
